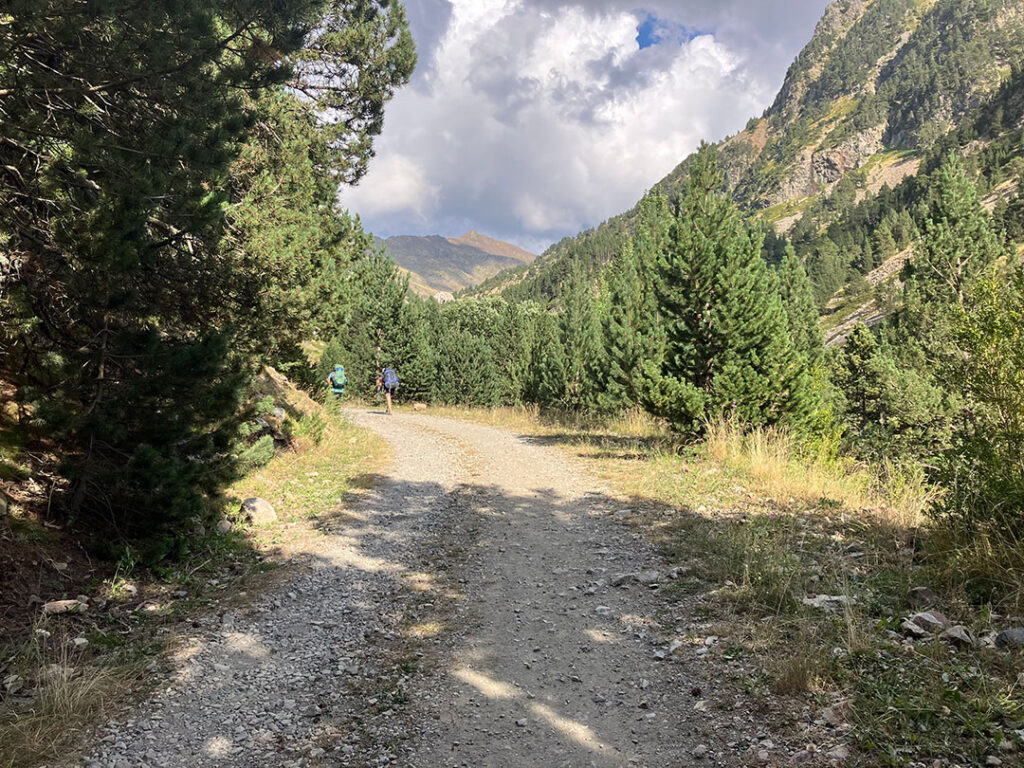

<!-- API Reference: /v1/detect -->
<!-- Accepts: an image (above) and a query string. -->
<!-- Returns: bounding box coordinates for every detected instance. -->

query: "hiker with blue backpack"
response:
[379,366,399,415]
[327,364,347,399]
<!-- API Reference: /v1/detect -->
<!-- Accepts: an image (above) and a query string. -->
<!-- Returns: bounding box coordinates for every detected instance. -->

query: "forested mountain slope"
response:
[470,0,1024,307]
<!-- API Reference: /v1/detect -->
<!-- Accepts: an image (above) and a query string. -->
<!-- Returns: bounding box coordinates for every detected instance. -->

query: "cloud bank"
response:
[342,0,831,252]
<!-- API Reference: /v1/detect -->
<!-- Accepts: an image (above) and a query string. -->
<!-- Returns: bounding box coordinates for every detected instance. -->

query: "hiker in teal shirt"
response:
[327,364,347,399]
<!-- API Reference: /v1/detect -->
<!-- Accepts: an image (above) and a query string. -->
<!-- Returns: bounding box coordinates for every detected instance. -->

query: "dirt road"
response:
[75,411,704,768]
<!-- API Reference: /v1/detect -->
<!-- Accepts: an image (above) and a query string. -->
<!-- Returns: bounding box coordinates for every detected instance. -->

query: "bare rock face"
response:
[240,497,277,526]
[811,125,885,185]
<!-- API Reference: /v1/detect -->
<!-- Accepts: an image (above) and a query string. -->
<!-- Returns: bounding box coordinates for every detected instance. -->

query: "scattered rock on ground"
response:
[692,744,708,758]
[413,402,428,411]
[821,699,851,727]
[240,497,277,525]
[802,595,856,613]
[41,598,86,615]
[996,628,1024,649]
[901,618,929,637]
[611,570,661,586]
[940,626,974,647]
[909,611,950,633]
[828,744,851,761]
[3,674,23,694]
[216,518,232,534]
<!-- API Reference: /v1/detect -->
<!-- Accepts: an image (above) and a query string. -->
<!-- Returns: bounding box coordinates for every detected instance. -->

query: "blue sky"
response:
[341,0,832,254]
[636,14,702,50]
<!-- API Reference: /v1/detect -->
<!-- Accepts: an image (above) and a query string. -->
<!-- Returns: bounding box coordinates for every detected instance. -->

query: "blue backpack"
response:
[382,367,399,389]
[328,365,346,392]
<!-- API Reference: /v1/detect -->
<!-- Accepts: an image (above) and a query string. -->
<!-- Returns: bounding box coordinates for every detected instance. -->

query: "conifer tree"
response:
[529,313,568,407]
[601,194,669,412]
[560,262,603,411]
[0,1,414,537]
[832,323,952,461]
[393,297,438,402]
[494,301,540,405]
[648,145,812,434]
[910,152,1005,307]
[776,246,824,368]
[873,221,898,261]
[434,329,499,407]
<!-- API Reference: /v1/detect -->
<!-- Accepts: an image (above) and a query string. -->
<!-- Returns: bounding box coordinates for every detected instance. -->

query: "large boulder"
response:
[240,497,277,526]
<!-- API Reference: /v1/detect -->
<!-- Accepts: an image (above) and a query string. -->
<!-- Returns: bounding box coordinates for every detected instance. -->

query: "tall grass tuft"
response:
[702,418,935,528]
[0,630,141,768]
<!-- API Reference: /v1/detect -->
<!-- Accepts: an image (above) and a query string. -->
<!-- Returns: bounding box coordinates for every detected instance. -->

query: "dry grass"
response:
[0,630,144,768]
[231,402,388,524]
[702,419,936,529]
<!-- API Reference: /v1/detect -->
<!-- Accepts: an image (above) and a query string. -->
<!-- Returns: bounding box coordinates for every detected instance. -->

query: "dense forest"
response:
[0,0,416,551]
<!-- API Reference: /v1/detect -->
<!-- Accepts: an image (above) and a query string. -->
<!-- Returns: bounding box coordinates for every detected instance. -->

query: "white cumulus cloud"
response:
[341,0,831,251]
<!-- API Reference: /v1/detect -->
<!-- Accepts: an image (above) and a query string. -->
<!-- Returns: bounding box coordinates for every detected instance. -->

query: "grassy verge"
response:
[0,400,386,768]
[412,403,1024,765]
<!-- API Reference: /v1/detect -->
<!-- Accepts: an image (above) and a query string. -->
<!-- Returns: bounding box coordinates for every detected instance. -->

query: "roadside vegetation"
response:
[415,402,1023,765]
[0,388,385,768]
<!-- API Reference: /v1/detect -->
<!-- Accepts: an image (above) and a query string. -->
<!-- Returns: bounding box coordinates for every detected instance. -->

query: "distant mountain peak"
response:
[447,231,537,265]
[378,232,537,297]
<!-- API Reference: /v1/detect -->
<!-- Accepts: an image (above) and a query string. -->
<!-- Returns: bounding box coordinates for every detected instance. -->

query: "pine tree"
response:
[911,152,1005,307]
[0,1,414,538]
[832,323,953,461]
[560,262,603,411]
[529,313,568,407]
[776,246,825,368]
[600,194,669,412]
[874,221,898,261]
[648,145,813,434]
[394,297,439,403]
[433,328,500,407]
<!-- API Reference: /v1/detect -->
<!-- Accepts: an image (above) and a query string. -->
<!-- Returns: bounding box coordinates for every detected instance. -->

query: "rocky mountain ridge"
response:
[375,231,537,298]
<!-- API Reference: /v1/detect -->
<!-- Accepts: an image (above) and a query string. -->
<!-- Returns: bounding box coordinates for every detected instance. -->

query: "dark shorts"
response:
[384,385,396,395]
